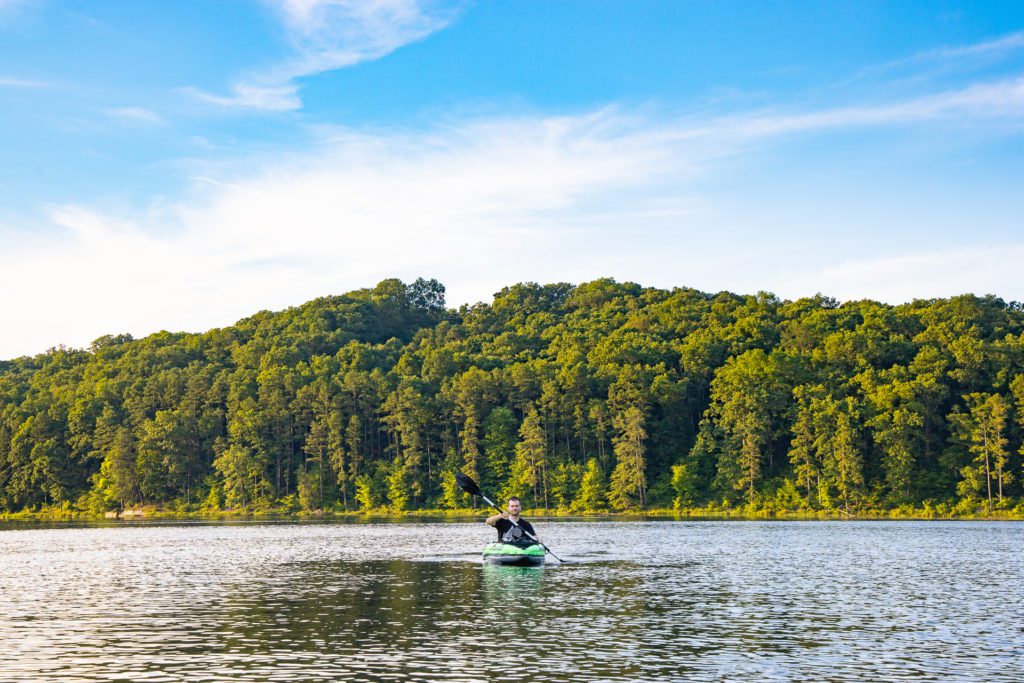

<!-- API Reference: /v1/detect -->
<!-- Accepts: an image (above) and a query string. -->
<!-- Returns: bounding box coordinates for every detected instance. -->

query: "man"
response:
[486,496,539,547]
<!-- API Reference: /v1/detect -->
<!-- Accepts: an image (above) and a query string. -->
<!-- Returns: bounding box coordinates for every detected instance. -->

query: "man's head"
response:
[507,496,522,516]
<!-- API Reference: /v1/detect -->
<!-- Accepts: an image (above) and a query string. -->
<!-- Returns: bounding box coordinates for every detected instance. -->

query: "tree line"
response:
[1,277,1023,516]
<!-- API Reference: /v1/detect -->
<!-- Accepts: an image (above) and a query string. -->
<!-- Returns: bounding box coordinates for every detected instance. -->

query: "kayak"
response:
[482,542,545,567]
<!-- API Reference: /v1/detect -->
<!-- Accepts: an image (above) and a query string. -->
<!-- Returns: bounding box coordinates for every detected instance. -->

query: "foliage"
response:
[1,279,1022,516]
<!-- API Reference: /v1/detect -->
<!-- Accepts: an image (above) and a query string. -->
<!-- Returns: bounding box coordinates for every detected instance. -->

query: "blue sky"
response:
[2,1,1024,358]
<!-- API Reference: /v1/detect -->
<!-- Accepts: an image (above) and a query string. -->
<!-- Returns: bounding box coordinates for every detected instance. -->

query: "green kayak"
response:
[482,542,546,566]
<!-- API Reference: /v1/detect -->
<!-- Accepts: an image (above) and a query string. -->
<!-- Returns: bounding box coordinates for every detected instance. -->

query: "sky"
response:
[1,0,1024,359]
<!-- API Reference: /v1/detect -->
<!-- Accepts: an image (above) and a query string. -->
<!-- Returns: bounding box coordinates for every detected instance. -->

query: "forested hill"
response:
[2,277,1023,517]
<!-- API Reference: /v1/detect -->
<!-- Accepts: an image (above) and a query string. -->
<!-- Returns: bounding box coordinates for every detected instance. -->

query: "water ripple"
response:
[1,520,1022,681]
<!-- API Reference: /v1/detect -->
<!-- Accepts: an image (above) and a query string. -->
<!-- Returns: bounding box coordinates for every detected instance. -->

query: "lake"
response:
[1,519,1022,682]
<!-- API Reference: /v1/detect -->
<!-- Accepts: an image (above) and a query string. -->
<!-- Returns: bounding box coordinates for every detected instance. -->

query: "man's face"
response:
[507,499,522,516]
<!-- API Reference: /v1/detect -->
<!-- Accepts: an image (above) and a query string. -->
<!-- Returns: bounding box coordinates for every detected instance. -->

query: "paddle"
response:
[455,471,568,563]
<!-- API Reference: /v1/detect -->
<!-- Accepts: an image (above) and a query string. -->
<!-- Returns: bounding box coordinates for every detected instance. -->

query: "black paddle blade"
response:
[455,471,481,496]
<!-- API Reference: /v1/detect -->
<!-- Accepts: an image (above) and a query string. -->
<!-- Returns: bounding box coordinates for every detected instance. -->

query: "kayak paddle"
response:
[455,471,568,563]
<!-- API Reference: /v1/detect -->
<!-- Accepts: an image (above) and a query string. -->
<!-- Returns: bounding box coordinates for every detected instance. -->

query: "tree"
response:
[788,388,820,503]
[551,460,583,510]
[950,393,1011,505]
[510,406,546,507]
[386,456,409,512]
[4,278,1024,518]
[609,406,647,509]
[704,349,794,503]
[671,463,698,510]
[328,408,348,509]
[824,405,863,514]
[573,458,608,511]
[787,389,864,512]
[381,383,430,507]
[302,385,333,511]
[213,444,269,509]
[872,408,923,504]
[460,413,481,488]
[95,428,140,509]
[482,407,517,491]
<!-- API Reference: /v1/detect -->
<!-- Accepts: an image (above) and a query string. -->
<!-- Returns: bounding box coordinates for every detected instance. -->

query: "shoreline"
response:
[3,504,1023,523]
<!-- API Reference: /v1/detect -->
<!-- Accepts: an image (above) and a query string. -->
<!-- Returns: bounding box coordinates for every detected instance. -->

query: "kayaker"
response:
[485,496,539,547]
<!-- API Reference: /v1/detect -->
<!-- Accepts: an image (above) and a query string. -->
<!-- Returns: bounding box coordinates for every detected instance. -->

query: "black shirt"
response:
[495,517,536,547]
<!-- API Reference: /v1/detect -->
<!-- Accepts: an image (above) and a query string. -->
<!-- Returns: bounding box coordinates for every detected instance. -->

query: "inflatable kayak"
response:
[482,542,545,566]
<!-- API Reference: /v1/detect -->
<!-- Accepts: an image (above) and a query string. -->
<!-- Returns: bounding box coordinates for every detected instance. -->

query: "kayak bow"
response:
[482,542,546,567]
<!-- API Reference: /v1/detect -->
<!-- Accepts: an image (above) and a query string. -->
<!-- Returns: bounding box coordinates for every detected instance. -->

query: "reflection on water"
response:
[481,563,544,603]
[1,520,1023,682]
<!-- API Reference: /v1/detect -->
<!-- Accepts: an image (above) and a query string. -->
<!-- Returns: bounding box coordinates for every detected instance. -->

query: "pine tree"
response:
[788,395,819,502]
[826,406,863,514]
[873,407,922,503]
[951,393,1011,505]
[574,458,608,511]
[510,406,546,507]
[609,406,647,509]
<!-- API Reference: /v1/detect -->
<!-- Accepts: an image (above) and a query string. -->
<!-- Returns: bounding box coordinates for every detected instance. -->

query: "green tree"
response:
[482,407,517,490]
[509,406,546,507]
[671,463,698,510]
[551,460,583,510]
[950,393,1011,505]
[824,405,863,514]
[609,406,647,509]
[213,444,269,509]
[872,407,923,504]
[704,349,794,503]
[381,383,430,507]
[386,456,409,512]
[573,458,608,511]
[95,428,140,509]
[788,388,820,503]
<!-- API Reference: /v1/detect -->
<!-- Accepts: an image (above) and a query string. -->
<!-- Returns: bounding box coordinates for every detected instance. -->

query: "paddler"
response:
[485,496,539,547]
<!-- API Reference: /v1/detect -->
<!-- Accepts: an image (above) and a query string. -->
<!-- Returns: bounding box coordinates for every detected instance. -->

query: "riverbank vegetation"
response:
[2,278,1024,520]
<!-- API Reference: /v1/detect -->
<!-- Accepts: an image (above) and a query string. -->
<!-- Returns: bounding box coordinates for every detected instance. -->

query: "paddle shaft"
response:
[482,494,566,563]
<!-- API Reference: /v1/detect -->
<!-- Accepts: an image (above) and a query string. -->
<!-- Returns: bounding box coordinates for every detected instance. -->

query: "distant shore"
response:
[3,503,1022,523]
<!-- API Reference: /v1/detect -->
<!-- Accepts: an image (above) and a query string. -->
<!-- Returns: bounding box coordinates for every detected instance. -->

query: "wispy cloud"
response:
[924,30,1024,61]
[843,29,1024,91]
[4,67,1024,357]
[720,75,1024,140]
[775,245,1024,304]
[0,110,676,356]
[192,0,455,111]
[0,75,49,88]
[106,106,164,125]
[187,83,302,112]
[892,30,1024,68]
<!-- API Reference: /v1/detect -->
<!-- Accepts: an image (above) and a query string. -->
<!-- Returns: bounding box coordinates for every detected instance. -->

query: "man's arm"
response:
[485,512,507,526]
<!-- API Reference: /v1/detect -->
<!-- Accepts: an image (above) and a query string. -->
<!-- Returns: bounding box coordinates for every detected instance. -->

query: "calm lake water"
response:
[1,519,1022,682]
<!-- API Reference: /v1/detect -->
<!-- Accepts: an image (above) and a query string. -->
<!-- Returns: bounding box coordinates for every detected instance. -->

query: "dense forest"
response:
[2,277,1023,518]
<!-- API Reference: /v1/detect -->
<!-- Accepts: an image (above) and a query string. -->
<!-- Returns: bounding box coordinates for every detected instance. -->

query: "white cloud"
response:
[927,30,1024,60]
[0,110,671,357]
[4,75,1024,358]
[0,75,49,88]
[185,83,302,112]
[714,76,1024,140]
[773,245,1024,304]
[192,0,454,111]
[886,30,1024,70]
[106,106,164,125]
